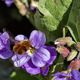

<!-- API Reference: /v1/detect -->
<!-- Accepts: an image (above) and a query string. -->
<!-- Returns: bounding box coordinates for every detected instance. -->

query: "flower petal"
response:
[15,35,26,41]
[0,40,4,50]
[53,72,71,80]
[72,70,80,80]
[5,0,13,7]
[22,60,40,75]
[37,47,50,62]
[31,53,46,67]
[29,30,46,49]
[0,32,9,45]
[41,65,49,76]
[45,46,57,65]
[0,49,13,59]
[12,53,30,67]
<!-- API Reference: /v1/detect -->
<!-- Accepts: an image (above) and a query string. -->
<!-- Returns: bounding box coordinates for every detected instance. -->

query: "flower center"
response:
[13,40,35,55]
[26,47,35,56]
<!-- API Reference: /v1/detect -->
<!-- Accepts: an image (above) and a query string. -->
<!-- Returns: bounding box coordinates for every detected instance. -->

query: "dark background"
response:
[0,1,35,36]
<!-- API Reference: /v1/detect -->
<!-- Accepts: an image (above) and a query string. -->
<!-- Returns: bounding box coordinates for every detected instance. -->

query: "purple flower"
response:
[0,32,13,59]
[71,70,80,80]
[12,30,56,75]
[22,46,56,76]
[53,70,80,80]
[4,0,13,7]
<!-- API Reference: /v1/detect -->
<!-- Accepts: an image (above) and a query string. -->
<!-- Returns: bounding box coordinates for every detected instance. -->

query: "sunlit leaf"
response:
[33,0,72,31]
[67,50,78,61]
[24,0,72,41]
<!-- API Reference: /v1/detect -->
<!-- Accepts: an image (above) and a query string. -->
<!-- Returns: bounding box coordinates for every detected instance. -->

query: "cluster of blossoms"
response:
[53,69,80,80]
[0,30,56,76]
[0,30,80,80]
[53,37,80,80]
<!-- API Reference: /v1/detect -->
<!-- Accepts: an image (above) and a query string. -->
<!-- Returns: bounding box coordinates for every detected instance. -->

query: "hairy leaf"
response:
[67,50,78,61]
[34,0,72,31]
[25,0,72,41]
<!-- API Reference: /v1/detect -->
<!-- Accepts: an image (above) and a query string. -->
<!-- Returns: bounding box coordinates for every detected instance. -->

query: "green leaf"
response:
[34,0,72,31]
[52,55,64,72]
[25,0,72,41]
[67,0,80,42]
[66,26,77,42]
[10,69,38,80]
[67,50,78,61]
[35,75,44,80]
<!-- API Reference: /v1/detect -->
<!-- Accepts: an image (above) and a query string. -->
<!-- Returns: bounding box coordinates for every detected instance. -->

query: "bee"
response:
[13,40,33,55]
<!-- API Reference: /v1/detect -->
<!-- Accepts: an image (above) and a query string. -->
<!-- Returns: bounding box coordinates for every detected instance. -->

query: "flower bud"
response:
[56,46,70,58]
[69,59,80,70]
[55,37,75,46]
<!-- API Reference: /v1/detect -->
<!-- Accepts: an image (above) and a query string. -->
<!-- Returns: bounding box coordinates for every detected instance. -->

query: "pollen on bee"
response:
[13,40,32,55]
